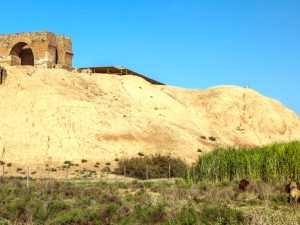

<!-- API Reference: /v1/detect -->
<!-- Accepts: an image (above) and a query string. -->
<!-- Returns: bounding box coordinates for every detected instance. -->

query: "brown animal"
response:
[288,182,300,207]
[239,179,250,191]
[285,182,300,194]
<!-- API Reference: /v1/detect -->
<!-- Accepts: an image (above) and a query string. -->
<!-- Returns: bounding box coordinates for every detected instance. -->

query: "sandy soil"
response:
[0,66,299,177]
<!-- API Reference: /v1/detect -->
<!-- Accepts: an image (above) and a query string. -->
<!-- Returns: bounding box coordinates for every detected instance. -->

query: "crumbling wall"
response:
[0,31,73,69]
[54,34,73,68]
[0,67,7,85]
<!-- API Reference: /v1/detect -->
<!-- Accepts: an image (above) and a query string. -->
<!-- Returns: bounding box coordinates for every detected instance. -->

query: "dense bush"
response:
[114,154,188,179]
[194,141,300,182]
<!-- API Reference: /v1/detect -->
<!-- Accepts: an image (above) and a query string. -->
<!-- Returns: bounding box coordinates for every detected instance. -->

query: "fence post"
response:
[168,164,171,180]
[123,166,126,177]
[192,166,195,178]
[47,165,50,182]
[66,167,69,179]
[2,164,4,178]
[26,166,29,188]
[146,165,149,180]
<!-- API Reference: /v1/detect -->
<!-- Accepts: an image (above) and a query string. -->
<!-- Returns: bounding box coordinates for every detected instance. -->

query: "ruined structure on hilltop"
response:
[0,31,163,85]
[0,31,72,69]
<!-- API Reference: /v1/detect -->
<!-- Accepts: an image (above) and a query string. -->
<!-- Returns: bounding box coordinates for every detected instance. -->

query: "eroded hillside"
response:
[0,66,299,176]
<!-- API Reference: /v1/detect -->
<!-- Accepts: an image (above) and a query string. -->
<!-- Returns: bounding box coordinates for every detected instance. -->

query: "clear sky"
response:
[1,0,299,115]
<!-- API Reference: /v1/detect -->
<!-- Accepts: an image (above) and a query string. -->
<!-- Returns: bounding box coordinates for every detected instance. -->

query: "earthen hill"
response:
[0,31,299,178]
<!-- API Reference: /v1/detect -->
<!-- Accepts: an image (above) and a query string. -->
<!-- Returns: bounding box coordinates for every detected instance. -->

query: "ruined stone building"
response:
[0,31,163,85]
[0,31,72,69]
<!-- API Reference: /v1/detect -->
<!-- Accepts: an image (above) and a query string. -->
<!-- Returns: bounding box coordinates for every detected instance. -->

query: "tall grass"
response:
[194,141,300,182]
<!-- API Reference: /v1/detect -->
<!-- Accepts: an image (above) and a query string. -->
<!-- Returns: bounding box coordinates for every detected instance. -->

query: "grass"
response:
[0,177,299,225]
[194,141,300,182]
[1,142,300,224]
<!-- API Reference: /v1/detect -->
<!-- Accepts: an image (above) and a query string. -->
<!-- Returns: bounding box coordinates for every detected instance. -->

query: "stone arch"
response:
[9,42,34,66]
[7,36,32,49]
[7,36,35,66]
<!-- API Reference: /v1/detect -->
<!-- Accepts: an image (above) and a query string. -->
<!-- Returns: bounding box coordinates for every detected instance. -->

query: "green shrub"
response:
[50,208,86,224]
[133,203,166,224]
[31,200,48,222]
[100,202,120,223]
[63,161,72,165]
[48,200,69,214]
[105,202,120,216]
[3,197,30,222]
[114,154,188,179]
[271,193,289,205]
[0,218,10,225]
[169,204,200,225]
[201,204,244,224]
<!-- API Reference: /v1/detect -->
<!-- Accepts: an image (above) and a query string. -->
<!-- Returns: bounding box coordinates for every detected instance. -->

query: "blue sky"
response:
[1,0,299,115]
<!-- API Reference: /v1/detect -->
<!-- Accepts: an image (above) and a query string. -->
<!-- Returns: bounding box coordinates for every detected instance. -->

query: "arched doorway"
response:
[9,42,34,66]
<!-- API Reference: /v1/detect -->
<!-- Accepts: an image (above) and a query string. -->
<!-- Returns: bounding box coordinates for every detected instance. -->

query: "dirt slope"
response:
[0,66,299,170]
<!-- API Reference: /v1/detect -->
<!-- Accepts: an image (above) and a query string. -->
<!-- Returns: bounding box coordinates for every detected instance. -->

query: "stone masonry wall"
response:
[0,31,73,69]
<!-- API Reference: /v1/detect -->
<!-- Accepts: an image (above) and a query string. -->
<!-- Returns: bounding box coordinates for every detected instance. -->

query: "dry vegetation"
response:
[0,178,299,225]
[1,142,300,224]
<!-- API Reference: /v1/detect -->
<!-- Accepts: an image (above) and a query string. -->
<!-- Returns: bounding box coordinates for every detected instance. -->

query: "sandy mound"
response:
[0,66,299,172]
